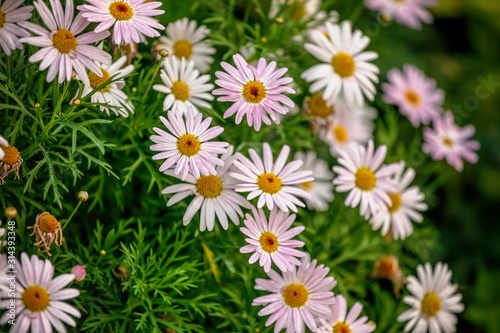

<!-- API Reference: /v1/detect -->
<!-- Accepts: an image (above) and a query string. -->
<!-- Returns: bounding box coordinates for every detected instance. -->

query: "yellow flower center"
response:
[109,1,134,21]
[196,175,223,198]
[307,94,334,119]
[333,322,352,333]
[421,293,441,318]
[405,90,420,106]
[39,213,59,233]
[171,81,190,101]
[376,256,396,278]
[300,181,312,190]
[332,52,356,78]
[22,286,50,312]
[442,137,454,147]
[282,283,308,308]
[259,232,279,253]
[242,81,267,104]
[257,173,282,194]
[0,10,5,29]
[177,134,201,157]
[173,40,192,59]
[355,168,376,191]
[333,125,348,143]
[1,145,20,166]
[387,193,402,213]
[52,29,77,54]
[89,68,111,92]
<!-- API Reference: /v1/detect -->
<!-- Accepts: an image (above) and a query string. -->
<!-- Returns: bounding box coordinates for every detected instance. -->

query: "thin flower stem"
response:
[142,60,163,104]
[61,201,82,232]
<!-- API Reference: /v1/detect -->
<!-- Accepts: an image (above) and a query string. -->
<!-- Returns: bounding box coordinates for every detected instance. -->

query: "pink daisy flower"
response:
[77,0,165,45]
[423,111,480,172]
[0,0,36,55]
[252,255,337,333]
[240,206,306,272]
[333,140,398,219]
[0,254,8,292]
[0,252,81,332]
[150,106,229,181]
[365,0,437,30]
[212,54,295,131]
[161,146,252,232]
[318,295,374,333]
[22,0,111,86]
[370,162,428,240]
[230,143,313,213]
[382,65,444,127]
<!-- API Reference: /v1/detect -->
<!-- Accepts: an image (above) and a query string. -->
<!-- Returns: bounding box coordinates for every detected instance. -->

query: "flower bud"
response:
[71,265,87,283]
[73,99,81,106]
[159,49,169,58]
[4,206,17,219]
[77,191,89,202]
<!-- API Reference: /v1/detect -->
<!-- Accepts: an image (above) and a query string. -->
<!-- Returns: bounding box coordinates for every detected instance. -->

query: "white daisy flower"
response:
[72,55,134,117]
[318,294,375,333]
[0,135,8,161]
[302,21,379,107]
[294,151,334,211]
[153,56,214,115]
[333,141,398,219]
[0,252,81,332]
[0,0,36,56]
[150,107,229,181]
[398,262,464,333]
[154,18,216,73]
[370,162,428,240]
[321,100,376,157]
[269,0,321,21]
[161,146,252,232]
[230,143,313,213]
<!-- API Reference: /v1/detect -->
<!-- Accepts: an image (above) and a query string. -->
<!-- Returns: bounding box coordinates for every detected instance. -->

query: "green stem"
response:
[61,201,82,231]
[142,60,162,104]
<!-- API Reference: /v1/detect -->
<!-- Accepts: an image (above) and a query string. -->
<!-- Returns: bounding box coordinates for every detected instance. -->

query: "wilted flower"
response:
[0,143,23,185]
[28,212,63,256]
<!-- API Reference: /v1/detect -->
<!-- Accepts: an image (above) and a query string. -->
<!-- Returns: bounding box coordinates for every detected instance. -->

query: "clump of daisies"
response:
[213,54,296,131]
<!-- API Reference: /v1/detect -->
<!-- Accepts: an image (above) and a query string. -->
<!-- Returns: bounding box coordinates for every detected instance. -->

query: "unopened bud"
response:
[132,87,137,93]
[100,249,106,256]
[159,49,169,58]
[275,17,283,24]
[73,99,81,106]
[5,206,17,219]
[71,265,87,283]
[34,103,40,108]
[77,191,89,202]
[260,37,267,43]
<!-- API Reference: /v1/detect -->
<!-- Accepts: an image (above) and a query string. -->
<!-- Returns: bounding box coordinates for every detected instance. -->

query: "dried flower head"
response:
[0,145,23,184]
[27,212,63,256]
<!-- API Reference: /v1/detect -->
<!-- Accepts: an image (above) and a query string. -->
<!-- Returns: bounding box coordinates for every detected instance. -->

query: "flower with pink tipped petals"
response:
[252,255,337,333]
[21,0,111,86]
[240,207,305,272]
[71,265,87,283]
[0,0,36,55]
[333,141,398,219]
[0,252,81,332]
[423,112,479,172]
[213,54,295,131]
[318,295,374,333]
[150,107,229,181]
[365,0,437,30]
[77,0,165,45]
[230,143,313,213]
[383,65,444,127]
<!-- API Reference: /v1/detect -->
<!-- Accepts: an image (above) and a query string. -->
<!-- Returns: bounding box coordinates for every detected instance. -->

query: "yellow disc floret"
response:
[171,81,190,101]
[196,175,223,198]
[39,213,59,233]
[177,134,201,157]
[89,68,111,92]
[355,168,376,191]
[387,193,402,213]
[307,94,334,119]
[173,40,192,59]
[52,29,77,54]
[421,293,441,318]
[405,90,421,106]
[109,1,134,21]
[332,52,356,78]
[259,232,279,253]
[282,283,308,308]
[243,81,267,104]
[1,145,20,166]
[333,322,352,333]
[257,173,282,194]
[22,286,50,312]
